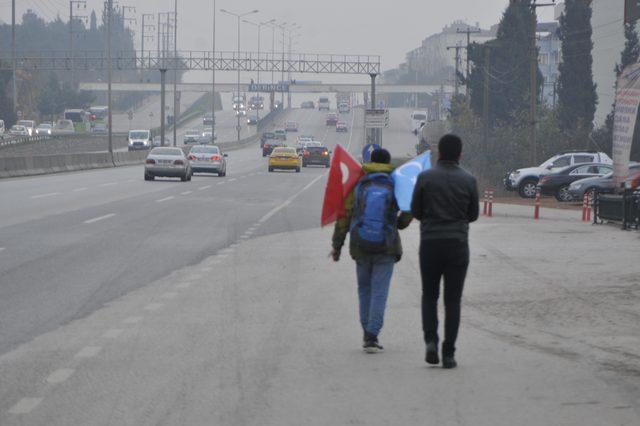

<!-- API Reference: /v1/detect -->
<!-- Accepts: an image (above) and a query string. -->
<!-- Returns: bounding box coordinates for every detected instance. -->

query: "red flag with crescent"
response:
[321,144,364,227]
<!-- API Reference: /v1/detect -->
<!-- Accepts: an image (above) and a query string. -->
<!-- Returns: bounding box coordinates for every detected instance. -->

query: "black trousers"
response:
[419,239,469,356]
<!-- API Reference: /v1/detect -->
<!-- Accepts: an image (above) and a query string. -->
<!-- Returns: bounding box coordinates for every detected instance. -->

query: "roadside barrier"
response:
[534,188,541,220]
[582,193,592,222]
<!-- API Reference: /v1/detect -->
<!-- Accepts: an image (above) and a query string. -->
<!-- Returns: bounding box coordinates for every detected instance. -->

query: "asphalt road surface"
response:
[1,108,639,425]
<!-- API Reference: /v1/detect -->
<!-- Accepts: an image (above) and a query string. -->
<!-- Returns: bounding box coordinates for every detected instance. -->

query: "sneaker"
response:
[425,342,439,365]
[442,356,457,369]
[363,339,384,354]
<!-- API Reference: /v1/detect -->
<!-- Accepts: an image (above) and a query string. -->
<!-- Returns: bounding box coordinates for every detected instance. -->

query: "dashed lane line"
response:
[181,191,193,195]
[73,187,88,192]
[228,178,237,182]
[156,196,175,203]
[99,182,118,187]
[198,185,212,191]
[74,346,102,359]
[84,213,116,224]
[30,192,61,199]
[144,303,164,311]
[123,316,143,324]
[46,368,75,384]
[258,174,323,225]
[8,398,43,414]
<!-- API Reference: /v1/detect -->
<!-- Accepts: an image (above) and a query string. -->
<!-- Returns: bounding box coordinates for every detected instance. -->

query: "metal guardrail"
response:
[593,189,640,230]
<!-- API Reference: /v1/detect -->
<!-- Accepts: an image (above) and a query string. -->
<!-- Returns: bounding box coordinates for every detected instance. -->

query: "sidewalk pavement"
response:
[0,204,638,425]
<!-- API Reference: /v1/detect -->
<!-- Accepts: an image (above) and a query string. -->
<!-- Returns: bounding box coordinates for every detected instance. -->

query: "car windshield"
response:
[37,124,52,129]
[413,114,427,120]
[151,148,182,156]
[190,146,220,154]
[130,131,150,139]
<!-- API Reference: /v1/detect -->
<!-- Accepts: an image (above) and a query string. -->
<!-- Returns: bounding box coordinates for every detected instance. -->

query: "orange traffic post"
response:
[581,193,589,222]
[488,189,494,217]
[534,188,541,220]
[586,192,593,222]
[483,189,488,216]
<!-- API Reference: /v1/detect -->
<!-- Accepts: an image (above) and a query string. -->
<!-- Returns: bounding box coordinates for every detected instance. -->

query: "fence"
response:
[593,189,640,230]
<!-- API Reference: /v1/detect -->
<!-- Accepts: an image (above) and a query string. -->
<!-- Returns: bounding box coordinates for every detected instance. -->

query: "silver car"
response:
[184,129,200,144]
[144,147,192,181]
[188,145,227,177]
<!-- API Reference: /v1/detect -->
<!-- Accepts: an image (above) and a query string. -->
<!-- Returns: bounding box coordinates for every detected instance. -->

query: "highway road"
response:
[1,107,639,425]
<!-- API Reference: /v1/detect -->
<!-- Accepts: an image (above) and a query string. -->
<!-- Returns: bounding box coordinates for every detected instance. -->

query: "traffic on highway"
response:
[1,1,640,426]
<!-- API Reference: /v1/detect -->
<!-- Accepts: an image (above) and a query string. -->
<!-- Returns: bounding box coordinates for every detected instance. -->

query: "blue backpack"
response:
[350,173,399,253]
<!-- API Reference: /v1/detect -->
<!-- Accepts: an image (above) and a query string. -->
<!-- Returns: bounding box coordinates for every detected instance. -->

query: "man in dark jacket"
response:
[331,149,413,353]
[411,134,479,368]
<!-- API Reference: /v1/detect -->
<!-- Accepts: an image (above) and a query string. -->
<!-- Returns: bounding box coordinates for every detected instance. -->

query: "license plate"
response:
[159,159,171,165]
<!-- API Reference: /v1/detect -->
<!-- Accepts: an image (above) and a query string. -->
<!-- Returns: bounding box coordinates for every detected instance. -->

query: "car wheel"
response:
[268,167,274,172]
[144,173,153,181]
[555,185,573,202]
[181,173,188,182]
[187,172,192,181]
[296,167,301,173]
[518,178,539,198]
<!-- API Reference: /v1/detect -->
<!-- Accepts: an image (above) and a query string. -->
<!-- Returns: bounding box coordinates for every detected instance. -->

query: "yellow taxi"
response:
[268,146,302,173]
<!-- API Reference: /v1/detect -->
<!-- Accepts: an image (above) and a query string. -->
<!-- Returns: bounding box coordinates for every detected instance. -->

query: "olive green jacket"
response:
[332,162,413,262]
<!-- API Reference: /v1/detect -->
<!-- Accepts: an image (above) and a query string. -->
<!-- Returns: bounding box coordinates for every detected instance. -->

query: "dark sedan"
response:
[538,163,612,201]
[302,145,331,168]
[262,141,285,157]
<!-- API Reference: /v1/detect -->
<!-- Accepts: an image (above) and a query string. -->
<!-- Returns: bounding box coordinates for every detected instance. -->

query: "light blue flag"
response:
[392,150,432,212]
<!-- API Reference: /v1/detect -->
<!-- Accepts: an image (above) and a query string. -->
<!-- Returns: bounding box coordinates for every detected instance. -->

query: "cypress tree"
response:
[557,0,597,134]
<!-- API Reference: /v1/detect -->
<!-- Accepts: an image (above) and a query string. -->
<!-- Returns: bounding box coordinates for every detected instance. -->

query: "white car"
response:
[17,120,36,136]
[35,123,53,135]
[505,151,613,198]
[144,147,192,181]
[9,125,29,136]
[52,119,76,135]
[411,111,428,134]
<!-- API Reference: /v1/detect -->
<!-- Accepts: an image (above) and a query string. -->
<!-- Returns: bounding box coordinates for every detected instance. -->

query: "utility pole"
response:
[457,27,481,105]
[530,1,556,165]
[212,0,217,140]
[11,0,16,114]
[107,0,113,157]
[69,1,87,89]
[483,46,491,148]
[446,44,463,97]
[141,14,155,64]
[173,0,178,147]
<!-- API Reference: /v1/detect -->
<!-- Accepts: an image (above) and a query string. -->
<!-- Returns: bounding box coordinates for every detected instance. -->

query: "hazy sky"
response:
[1,0,555,68]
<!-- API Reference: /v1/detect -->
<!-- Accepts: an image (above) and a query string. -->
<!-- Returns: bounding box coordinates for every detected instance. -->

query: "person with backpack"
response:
[331,148,413,353]
[411,134,479,369]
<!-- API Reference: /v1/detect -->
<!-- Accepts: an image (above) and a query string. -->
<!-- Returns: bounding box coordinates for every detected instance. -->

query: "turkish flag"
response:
[321,144,364,227]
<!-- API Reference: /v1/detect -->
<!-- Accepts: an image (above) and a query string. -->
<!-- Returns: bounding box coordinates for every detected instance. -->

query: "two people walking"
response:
[331,134,479,368]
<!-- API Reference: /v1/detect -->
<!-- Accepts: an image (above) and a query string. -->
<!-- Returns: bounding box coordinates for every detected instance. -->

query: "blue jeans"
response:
[356,255,395,337]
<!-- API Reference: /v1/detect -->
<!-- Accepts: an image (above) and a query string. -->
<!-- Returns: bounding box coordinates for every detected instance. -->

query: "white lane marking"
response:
[176,283,192,289]
[258,174,323,224]
[30,192,61,199]
[102,329,124,339]
[84,213,116,224]
[75,346,102,359]
[123,316,143,324]
[156,196,175,203]
[161,292,179,299]
[144,303,164,311]
[73,187,88,192]
[8,398,43,414]
[181,191,193,195]
[99,182,117,187]
[217,181,225,185]
[228,178,237,182]
[46,368,75,384]
[198,185,211,191]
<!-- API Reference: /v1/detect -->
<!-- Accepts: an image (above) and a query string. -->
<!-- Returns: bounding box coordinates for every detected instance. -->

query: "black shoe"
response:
[442,356,457,369]
[363,339,384,354]
[425,342,439,365]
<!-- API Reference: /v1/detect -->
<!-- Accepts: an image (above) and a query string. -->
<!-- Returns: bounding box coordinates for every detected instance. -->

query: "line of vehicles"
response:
[144,144,228,181]
[503,150,640,201]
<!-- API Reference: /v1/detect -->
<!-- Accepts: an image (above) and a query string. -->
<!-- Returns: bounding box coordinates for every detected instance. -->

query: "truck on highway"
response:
[318,97,330,111]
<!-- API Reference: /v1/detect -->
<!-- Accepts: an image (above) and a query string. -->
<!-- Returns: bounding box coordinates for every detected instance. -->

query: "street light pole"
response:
[243,19,275,120]
[221,8,259,142]
[11,0,16,114]
[173,0,178,147]
[212,0,217,141]
[107,0,113,157]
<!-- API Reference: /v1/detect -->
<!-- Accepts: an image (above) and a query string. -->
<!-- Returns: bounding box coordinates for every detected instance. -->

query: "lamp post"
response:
[243,18,275,120]
[276,22,297,107]
[221,8,259,142]
[211,0,217,141]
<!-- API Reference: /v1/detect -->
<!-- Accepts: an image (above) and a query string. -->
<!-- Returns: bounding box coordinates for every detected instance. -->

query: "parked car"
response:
[505,151,613,198]
[144,147,192,181]
[183,129,201,145]
[336,121,348,132]
[9,125,29,136]
[127,129,153,151]
[52,119,76,136]
[538,163,613,202]
[187,144,227,177]
[285,121,299,132]
[302,145,331,168]
[326,113,339,126]
[568,163,640,201]
[35,123,53,136]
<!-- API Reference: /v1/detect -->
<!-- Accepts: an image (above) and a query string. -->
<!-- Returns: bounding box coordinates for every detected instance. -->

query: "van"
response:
[411,111,428,134]
[318,97,330,111]
[128,129,153,151]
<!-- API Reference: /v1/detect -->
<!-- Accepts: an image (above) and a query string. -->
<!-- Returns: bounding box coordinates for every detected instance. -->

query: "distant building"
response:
[537,22,561,107]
